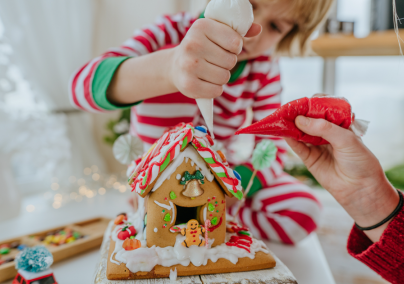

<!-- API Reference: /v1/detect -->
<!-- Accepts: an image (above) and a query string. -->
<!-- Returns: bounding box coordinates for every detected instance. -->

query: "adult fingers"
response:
[295,116,358,150]
[245,23,262,38]
[285,138,324,170]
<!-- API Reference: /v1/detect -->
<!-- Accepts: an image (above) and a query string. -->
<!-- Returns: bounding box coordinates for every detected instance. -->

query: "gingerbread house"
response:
[128,123,243,248]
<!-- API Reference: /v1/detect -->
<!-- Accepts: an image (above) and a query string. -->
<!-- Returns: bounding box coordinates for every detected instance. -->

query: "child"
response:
[69,0,334,244]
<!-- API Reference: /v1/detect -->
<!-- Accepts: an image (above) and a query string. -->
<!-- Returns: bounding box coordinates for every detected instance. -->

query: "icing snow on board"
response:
[110,214,269,274]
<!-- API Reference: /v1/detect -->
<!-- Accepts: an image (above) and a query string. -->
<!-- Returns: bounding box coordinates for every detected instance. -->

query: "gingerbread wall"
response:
[146,156,227,248]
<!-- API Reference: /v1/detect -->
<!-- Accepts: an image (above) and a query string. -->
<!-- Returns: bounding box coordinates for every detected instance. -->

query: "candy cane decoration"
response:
[204,219,211,248]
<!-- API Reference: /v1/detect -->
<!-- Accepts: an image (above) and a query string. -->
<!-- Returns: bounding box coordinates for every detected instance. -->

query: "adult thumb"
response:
[295,116,357,149]
[245,23,262,37]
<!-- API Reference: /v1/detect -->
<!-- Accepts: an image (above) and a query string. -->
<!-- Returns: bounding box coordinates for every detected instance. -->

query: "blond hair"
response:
[271,0,335,56]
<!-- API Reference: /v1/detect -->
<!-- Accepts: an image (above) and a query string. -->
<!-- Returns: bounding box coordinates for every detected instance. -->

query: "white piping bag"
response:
[197,0,254,139]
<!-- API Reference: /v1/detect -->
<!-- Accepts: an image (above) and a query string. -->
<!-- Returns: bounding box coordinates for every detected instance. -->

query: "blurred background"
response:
[0,0,403,283]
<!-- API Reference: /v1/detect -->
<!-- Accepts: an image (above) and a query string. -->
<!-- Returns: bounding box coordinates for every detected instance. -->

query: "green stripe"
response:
[92,57,142,110]
[232,190,243,200]
[229,60,247,83]
[204,157,215,164]
[234,165,263,198]
[216,172,227,178]
[199,141,206,147]
[160,153,171,172]
[181,136,188,150]
[142,173,147,186]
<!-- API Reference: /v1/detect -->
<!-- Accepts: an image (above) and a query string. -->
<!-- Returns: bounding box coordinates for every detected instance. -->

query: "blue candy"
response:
[17,244,27,251]
[233,170,242,181]
[15,246,53,273]
[195,126,207,133]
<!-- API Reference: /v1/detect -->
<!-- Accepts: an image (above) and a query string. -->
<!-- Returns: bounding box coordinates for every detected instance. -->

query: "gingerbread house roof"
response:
[128,123,243,199]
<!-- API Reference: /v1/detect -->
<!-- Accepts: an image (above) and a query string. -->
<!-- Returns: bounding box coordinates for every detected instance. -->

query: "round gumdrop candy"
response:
[0,247,10,255]
[114,215,126,225]
[17,244,27,251]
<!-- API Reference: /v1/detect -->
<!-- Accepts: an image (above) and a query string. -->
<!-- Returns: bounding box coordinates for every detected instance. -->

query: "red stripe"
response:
[254,94,277,102]
[260,74,281,86]
[252,212,269,240]
[253,103,281,111]
[136,115,194,127]
[266,216,294,245]
[227,76,248,86]
[252,55,271,62]
[121,45,141,56]
[144,93,196,104]
[277,210,317,234]
[137,133,158,145]
[143,28,159,47]
[83,59,103,112]
[157,23,172,45]
[261,192,320,208]
[105,51,130,57]
[70,64,87,110]
[134,36,154,53]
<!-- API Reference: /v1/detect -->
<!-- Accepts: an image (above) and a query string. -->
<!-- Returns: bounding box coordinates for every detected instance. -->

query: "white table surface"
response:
[0,191,335,284]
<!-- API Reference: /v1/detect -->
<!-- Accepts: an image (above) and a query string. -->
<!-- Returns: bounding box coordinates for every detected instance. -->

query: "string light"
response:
[46,165,134,210]
[79,186,87,195]
[84,167,92,175]
[51,183,59,190]
[119,185,127,193]
[92,173,100,181]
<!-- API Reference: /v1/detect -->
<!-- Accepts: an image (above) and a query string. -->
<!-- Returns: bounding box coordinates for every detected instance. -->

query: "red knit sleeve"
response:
[347,207,404,284]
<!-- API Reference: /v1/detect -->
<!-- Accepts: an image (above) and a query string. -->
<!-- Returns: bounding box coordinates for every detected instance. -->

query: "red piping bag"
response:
[236,96,369,145]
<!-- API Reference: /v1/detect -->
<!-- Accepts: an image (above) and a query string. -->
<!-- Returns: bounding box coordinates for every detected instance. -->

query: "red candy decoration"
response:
[236,97,353,145]
[117,226,136,240]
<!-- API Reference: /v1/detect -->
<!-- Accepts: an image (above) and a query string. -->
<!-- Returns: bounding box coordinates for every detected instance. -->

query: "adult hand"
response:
[169,18,261,99]
[285,116,399,242]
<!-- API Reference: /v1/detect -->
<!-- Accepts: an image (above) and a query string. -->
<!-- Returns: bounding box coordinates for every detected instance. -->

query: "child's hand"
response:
[169,18,261,99]
[286,116,399,242]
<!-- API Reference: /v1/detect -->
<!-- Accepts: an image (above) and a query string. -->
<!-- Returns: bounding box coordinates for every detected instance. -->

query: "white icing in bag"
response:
[196,0,254,139]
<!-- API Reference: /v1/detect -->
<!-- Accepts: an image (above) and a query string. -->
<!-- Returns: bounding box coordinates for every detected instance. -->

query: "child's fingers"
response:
[182,77,223,99]
[245,23,262,38]
[196,18,243,54]
[202,39,238,70]
[197,60,230,86]
[295,116,358,150]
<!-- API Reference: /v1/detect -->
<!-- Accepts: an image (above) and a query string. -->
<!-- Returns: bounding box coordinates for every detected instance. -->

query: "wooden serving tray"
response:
[0,217,110,283]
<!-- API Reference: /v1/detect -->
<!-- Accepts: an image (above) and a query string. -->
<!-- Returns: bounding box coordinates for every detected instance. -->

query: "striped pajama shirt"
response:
[69,12,321,245]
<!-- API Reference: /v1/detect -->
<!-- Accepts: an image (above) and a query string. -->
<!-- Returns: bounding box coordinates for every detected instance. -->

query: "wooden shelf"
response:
[312,29,403,57]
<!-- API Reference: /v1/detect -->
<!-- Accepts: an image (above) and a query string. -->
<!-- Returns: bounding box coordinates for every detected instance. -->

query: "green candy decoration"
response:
[211,217,218,226]
[164,213,171,222]
[208,203,215,212]
[252,140,277,171]
[170,191,177,200]
[0,247,10,255]
[144,214,147,225]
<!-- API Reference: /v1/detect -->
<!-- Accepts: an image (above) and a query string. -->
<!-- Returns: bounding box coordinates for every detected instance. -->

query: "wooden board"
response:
[94,221,297,283]
[0,217,110,283]
[312,29,403,57]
